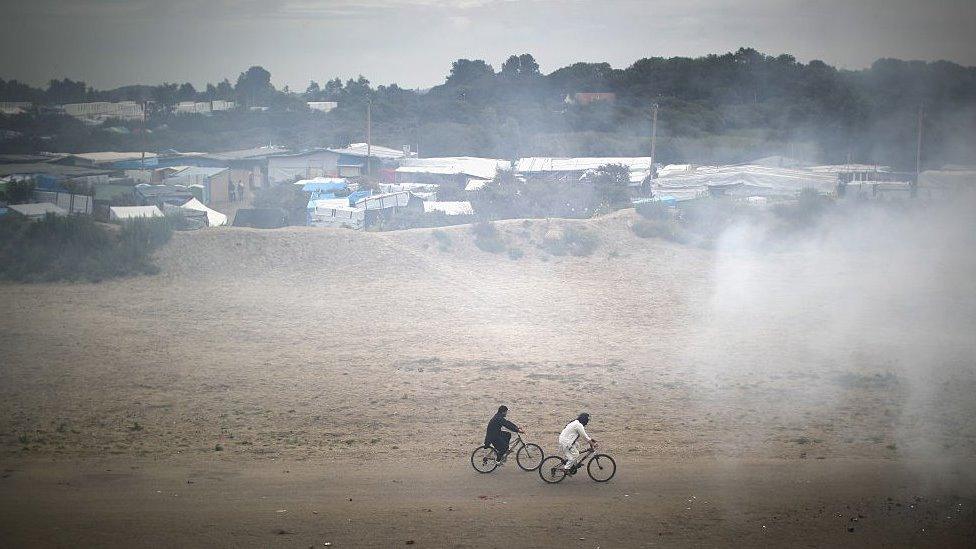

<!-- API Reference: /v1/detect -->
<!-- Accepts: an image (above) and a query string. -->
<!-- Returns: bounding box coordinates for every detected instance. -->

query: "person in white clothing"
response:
[558,413,596,471]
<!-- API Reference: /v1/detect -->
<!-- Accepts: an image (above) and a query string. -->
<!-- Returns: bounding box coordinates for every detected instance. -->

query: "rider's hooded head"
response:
[577,412,590,426]
[497,405,508,416]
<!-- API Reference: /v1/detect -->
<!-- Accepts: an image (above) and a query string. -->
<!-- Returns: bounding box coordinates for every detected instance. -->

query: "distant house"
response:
[267,149,344,184]
[0,102,32,115]
[175,101,212,115]
[395,157,510,189]
[515,157,653,185]
[60,101,144,122]
[171,146,288,191]
[565,93,616,105]
[211,100,236,112]
[308,101,338,113]
[267,143,410,183]
[161,166,233,206]
[61,151,158,170]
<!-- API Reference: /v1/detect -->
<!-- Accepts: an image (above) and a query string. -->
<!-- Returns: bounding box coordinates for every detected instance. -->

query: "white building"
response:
[308,101,338,113]
[175,101,212,115]
[61,101,144,122]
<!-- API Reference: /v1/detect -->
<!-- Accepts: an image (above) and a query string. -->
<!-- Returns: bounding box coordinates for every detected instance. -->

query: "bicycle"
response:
[538,444,616,483]
[470,433,545,473]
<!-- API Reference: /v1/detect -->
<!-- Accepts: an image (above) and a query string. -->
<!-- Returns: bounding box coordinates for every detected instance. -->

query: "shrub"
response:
[0,214,173,283]
[632,219,690,243]
[507,247,524,260]
[542,225,600,256]
[563,226,599,256]
[431,230,452,251]
[471,220,506,253]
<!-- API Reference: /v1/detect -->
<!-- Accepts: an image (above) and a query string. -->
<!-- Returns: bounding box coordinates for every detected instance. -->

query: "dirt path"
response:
[1,457,974,548]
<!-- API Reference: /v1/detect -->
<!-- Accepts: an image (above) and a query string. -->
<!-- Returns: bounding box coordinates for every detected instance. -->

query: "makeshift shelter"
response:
[109,205,163,221]
[652,164,838,199]
[177,197,228,227]
[516,157,653,184]
[423,201,475,216]
[8,202,68,221]
[308,201,365,229]
[296,177,349,194]
[353,191,422,227]
[232,208,288,229]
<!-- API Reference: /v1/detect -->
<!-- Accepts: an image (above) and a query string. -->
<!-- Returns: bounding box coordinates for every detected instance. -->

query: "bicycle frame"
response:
[566,445,596,471]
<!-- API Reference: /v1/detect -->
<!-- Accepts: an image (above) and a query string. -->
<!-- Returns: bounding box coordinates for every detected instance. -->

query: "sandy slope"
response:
[1,211,975,546]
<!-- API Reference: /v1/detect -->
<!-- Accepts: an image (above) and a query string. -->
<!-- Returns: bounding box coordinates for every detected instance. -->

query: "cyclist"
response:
[559,412,596,471]
[484,405,525,464]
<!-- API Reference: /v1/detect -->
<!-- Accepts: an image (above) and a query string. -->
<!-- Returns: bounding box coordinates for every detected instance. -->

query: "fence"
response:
[32,191,93,215]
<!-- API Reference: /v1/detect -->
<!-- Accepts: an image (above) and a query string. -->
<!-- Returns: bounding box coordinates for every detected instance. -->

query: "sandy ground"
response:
[1,210,975,546]
[2,457,974,547]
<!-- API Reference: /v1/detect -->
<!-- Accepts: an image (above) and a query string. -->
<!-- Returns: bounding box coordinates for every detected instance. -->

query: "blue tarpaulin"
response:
[346,190,370,206]
[301,180,348,194]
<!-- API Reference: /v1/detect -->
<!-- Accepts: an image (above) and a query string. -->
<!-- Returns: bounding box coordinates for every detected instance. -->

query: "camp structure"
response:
[423,201,475,216]
[109,205,164,221]
[307,199,365,229]
[162,197,228,227]
[353,191,422,227]
[232,208,289,229]
[7,202,68,221]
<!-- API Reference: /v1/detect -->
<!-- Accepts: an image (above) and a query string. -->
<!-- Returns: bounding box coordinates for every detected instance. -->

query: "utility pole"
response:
[915,104,924,179]
[650,103,659,167]
[366,99,372,178]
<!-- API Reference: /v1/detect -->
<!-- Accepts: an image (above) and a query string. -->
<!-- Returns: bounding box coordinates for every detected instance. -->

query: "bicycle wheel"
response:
[586,453,616,482]
[471,446,500,473]
[539,456,568,483]
[516,443,544,471]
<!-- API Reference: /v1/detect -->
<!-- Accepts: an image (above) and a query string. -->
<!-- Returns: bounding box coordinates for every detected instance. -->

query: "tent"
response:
[178,197,228,227]
[8,202,68,221]
[109,205,163,221]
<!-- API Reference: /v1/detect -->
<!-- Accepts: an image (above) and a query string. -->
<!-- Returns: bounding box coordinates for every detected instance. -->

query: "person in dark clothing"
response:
[484,405,524,463]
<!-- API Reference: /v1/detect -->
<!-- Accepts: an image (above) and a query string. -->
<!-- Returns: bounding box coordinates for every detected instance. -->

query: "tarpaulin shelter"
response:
[110,205,163,221]
[232,208,288,229]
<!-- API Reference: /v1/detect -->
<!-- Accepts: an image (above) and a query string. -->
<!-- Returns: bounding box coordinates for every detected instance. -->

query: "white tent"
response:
[8,202,68,221]
[110,205,163,221]
[178,197,228,227]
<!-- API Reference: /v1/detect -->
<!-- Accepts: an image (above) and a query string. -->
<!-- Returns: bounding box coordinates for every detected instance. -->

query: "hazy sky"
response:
[1,0,974,90]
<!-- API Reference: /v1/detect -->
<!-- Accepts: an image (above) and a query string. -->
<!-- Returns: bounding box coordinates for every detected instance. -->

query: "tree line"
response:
[1,49,974,169]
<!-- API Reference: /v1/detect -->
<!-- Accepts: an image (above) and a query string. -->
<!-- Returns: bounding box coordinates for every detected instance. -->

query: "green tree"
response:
[235,66,274,107]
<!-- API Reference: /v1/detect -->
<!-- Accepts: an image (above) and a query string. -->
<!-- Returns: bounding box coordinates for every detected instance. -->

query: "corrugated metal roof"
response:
[0,163,113,178]
[653,164,838,197]
[515,157,652,173]
[69,152,157,163]
[329,143,409,159]
[399,157,510,180]
[200,146,289,161]
[164,166,228,180]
